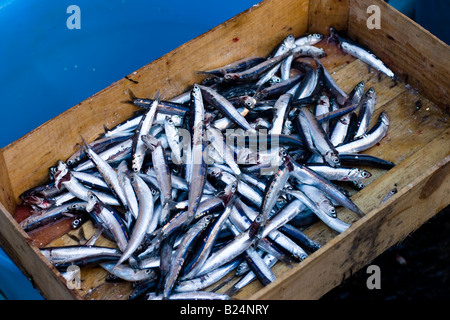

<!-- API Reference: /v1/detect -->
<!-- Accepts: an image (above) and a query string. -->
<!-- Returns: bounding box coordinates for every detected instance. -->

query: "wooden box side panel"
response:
[0,202,80,300]
[308,0,349,35]
[0,0,311,300]
[249,130,450,299]
[2,0,311,204]
[347,0,450,109]
[0,149,15,214]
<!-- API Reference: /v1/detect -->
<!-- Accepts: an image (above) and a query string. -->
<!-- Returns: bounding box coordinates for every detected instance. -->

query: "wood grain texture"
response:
[0,150,15,214]
[347,0,450,110]
[0,202,81,300]
[0,0,448,300]
[308,0,349,35]
[248,131,450,299]
[1,0,310,204]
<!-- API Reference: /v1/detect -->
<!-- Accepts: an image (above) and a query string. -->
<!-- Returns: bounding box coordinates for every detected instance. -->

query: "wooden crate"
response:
[0,0,448,300]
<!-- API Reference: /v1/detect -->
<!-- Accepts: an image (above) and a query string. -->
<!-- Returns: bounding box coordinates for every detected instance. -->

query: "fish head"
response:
[86,191,100,213]
[324,152,340,168]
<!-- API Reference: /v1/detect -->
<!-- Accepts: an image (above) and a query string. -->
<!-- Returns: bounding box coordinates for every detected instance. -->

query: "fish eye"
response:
[72,219,81,229]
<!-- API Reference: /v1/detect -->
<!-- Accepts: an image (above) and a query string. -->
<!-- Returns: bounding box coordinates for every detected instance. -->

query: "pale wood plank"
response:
[0,0,449,300]
[308,0,349,35]
[247,129,450,299]
[347,0,450,110]
[2,0,311,203]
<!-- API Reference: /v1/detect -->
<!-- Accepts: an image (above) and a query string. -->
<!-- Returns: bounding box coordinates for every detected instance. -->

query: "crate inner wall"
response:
[0,0,448,300]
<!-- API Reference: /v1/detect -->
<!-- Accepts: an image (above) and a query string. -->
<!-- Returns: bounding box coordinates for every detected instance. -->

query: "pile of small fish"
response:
[19,27,397,300]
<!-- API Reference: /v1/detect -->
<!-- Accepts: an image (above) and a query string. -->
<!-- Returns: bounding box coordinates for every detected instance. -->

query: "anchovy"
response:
[257,34,296,86]
[54,161,120,207]
[20,201,87,232]
[198,84,255,132]
[354,87,377,139]
[330,27,396,79]
[338,153,395,169]
[40,245,122,268]
[289,158,364,216]
[184,84,208,228]
[164,115,183,165]
[226,252,277,296]
[206,125,241,176]
[268,93,293,135]
[117,160,139,220]
[142,134,173,224]
[297,107,340,167]
[279,224,322,253]
[100,262,157,282]
[163,214,213,298]
[335,111,389,154]
[255,74,302,101]
[243,246,276,286]
[128,90,189,117]
[116,173,154,266]
[255,164,291,238]
[297,184,337,218]
[81,137,128,208]
[183,181,238,279]
[286,189,350,233]
[86,192,129,252]
[146,291,230,300]
[306,164,372,182]
[223,51,294,83]
[315,59,348,105]
[176,259,240,293]
[131,92,160,173]
[294,33,323,46]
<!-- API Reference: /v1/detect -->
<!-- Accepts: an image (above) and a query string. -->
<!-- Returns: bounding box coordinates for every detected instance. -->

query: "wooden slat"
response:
[0,0,449,300]
[0,201,82,300]
[308,0,349,35]
[0,149,15,214]
[231,88,449,299]
[248,129,450,299]
[0,0,312,300]
[2,0,311,205]
[347,0,450,110]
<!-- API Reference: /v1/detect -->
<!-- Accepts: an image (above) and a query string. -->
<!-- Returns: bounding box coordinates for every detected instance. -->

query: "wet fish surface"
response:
[19,26,399,300]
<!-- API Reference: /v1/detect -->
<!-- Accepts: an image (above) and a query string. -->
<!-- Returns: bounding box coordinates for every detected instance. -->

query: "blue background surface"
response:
[0,0,445,300]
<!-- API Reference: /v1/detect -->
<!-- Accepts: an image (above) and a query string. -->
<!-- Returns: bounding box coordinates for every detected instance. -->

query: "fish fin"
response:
[128,88,137,101]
